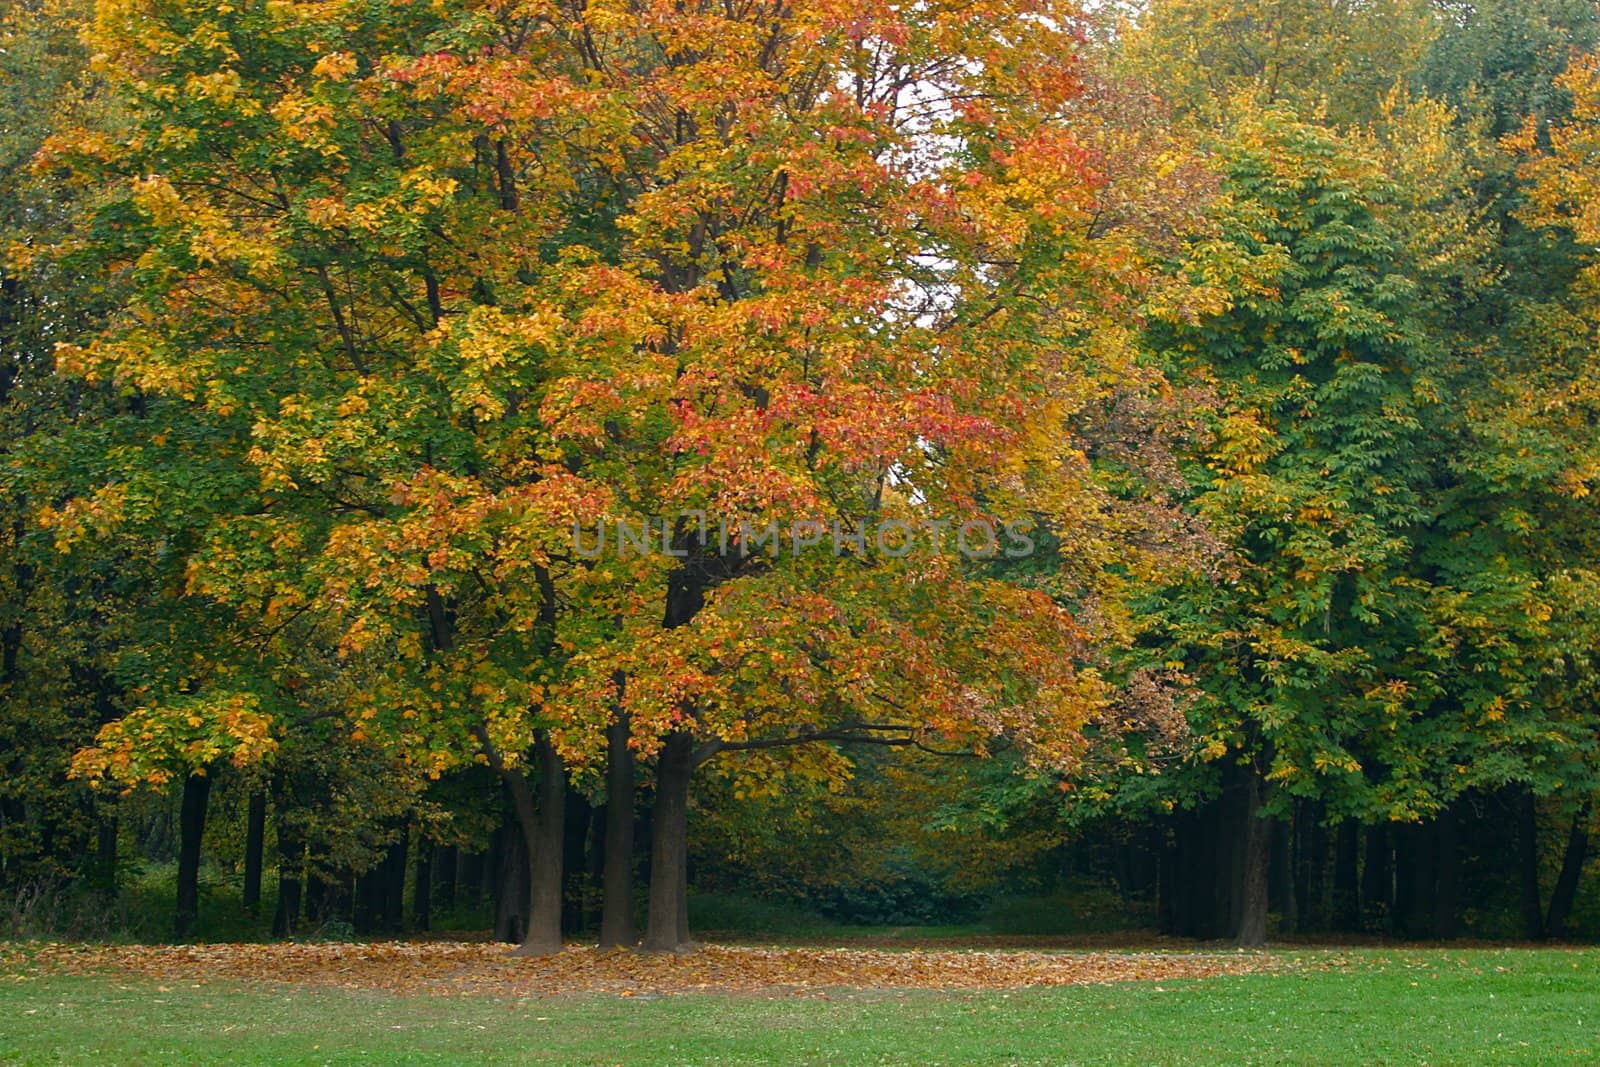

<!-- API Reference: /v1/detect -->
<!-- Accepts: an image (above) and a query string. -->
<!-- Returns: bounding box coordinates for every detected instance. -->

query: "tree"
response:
[0,0,171,901]
[48,0,1205,953]
[1121,0,1436,127]
[1140,110,1442,946]
[1110,0,1600,947]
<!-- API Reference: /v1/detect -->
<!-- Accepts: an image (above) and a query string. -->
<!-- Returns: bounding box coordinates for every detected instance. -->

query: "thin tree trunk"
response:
[480,840,498,904]
[1111,839,1136,901]
[1518,789,1545,940]
[644,731,693,952]
[174,773,212,939]
[305,868,328,926]
[385,827,408,934]
[1236,771,1271,948]
[1305,808,1327,932]
[514,732,566,956]
[584,802,605,932]
[600,714,637,948]
[482,836,500,908]
[1545,800,1590,939]
[413,838,432,932]
[354,862,380,934]
[1291,801,1310,933]
[242,792,266,912]
[461,847,485,907]
[272,817,304,938]
[1183,807,1211,938]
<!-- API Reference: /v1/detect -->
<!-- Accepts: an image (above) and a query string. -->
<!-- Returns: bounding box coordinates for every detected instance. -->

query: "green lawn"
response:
[2,948,1596,1065]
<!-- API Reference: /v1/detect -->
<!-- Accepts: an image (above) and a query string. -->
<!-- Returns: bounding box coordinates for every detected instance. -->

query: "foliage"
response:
[1122,0,1437,126]
[6,0,1600,951]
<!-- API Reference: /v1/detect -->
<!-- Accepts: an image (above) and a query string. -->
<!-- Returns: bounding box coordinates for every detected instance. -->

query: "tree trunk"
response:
[1545,800,1590,940]
[272,817,304,938]
[304,869,327,926]
[461,848,485,907]
[413,838,432,932]
[175,774,212,939]
[385,828,408,934]
[600,714,637,948]
[493,820,528,945]
[584,802,605,932]
[1518,789,1545,940]
[354,862,381,934]
[1291,802,1310,933]
[1332,820,1360,932]
[513,732,566,956]
[644,731,694,952]
[677,838,690,947]
[1235,771,1271,948]
[242,792,266,912]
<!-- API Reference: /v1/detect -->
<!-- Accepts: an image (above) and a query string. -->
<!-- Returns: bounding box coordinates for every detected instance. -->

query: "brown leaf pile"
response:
[5,940,1282,997]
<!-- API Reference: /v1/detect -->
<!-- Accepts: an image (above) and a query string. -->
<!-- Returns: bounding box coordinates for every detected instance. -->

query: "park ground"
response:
[1,939,1597,1065]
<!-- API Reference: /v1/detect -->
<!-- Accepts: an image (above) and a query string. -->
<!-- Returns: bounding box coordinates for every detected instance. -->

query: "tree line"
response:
[3,0,1600,950]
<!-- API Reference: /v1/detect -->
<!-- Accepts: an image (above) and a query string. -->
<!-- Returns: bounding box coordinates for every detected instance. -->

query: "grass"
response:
[3,947,1597,1064]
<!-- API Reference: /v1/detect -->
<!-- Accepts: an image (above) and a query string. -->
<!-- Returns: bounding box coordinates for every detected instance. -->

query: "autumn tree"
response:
[45,0,1211,953]
[1107,0,1600,947]
[1133,110,1450,946]
[1121,0,1436,126]
[0,0,168,902]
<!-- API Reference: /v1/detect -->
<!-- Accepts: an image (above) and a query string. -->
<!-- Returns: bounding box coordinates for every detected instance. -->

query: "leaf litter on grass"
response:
[5,941,1284,998]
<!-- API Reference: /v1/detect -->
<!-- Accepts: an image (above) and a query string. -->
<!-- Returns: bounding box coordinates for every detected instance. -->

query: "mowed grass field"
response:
[2,944,1596,1065]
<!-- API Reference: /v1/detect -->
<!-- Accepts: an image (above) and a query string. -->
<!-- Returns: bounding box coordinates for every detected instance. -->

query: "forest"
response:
[4,0,1600,972]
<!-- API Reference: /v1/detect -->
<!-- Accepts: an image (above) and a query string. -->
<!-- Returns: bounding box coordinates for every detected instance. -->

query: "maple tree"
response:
[40,0,1210,954]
